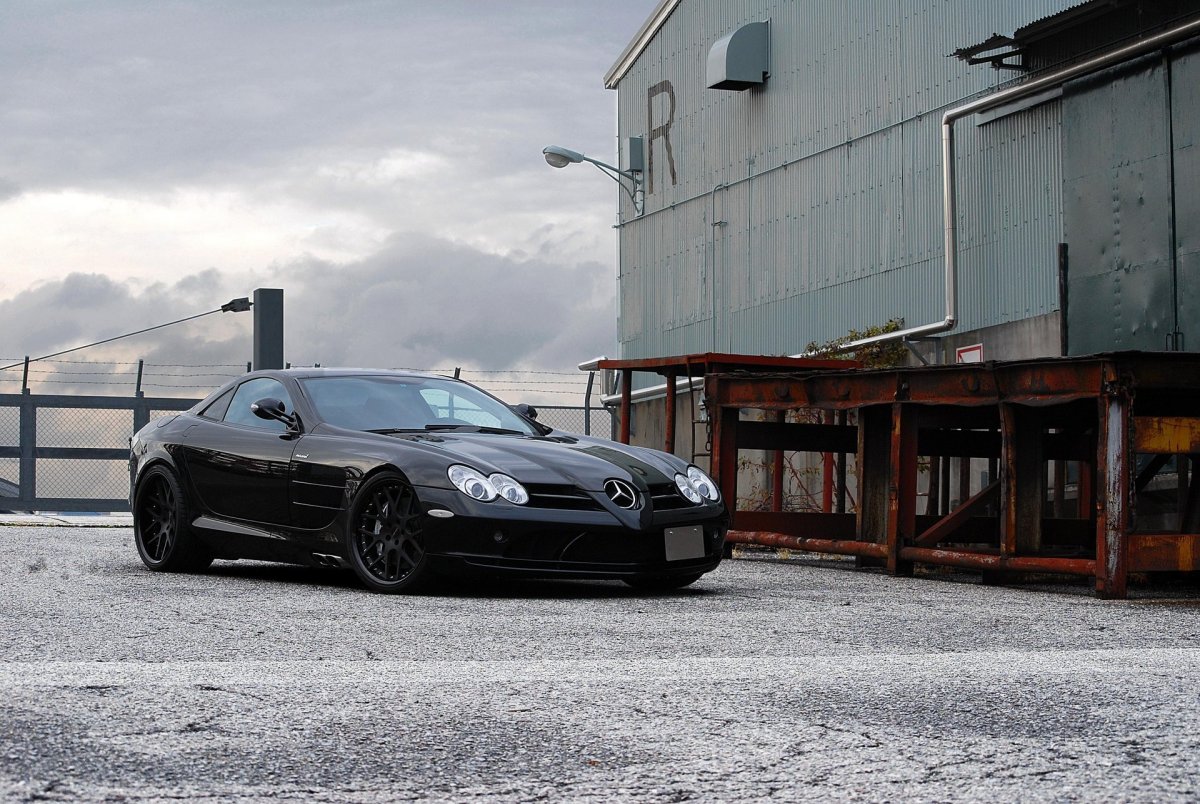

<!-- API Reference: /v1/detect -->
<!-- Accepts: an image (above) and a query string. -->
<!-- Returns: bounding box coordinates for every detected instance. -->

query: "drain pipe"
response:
[601,16,1200,405]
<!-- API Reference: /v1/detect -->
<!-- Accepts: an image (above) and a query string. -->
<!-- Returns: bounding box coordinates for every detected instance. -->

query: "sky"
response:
[0,0,653,397]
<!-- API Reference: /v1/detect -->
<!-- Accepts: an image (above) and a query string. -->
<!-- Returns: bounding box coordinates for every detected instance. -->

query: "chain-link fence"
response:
[0,392,615,513]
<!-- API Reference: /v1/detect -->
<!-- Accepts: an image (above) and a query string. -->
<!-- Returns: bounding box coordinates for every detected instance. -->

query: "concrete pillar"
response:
[253,288,284,370]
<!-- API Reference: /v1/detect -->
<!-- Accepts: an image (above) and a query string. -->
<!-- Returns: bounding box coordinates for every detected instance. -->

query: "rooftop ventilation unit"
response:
[706,20,769,90]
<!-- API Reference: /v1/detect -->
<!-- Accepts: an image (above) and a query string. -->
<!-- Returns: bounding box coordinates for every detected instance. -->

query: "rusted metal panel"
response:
[1096,385,1130,598]
[598,353,856,374]
[692,352,1200,597]
[1000,403,1046,555]
[900,547,1096,576]
[856,405,891,546]
[1127,533,1200,572]
[726,529,888,560]
[886,402,919,576]
[663,370,677,453]
[619,370,632,444]
[1132,416,1200,454]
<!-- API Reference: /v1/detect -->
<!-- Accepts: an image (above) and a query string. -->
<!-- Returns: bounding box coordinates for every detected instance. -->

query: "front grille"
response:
[525,484,604,511]
[648,482,692,511]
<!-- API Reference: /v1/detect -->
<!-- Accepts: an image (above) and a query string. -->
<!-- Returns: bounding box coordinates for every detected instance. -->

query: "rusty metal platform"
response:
[697,352,1200,598]
[597,353,858,450]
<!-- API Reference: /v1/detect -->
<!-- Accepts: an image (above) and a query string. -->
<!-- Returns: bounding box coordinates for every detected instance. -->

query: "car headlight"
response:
[448,465,497,501]
[447,465,528,505]
[488,473,529,505]
[674,472,704,504]
[686,465,720,502]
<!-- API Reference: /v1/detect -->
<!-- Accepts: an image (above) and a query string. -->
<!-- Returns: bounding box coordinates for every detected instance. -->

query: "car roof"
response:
[253,367,451,381]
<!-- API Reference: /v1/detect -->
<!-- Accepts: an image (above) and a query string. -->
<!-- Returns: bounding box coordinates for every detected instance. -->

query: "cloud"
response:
[0,233,615,398]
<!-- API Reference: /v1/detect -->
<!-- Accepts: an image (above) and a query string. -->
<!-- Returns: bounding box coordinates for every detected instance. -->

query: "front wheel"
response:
[346,472,432,593]
[623,573,703,592]
[133,465,213,572]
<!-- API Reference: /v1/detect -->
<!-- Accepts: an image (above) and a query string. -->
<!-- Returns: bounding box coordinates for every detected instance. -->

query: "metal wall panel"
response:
[1169,42,1200,352]
[1064,55,1174,353]
[613,0,1070,363]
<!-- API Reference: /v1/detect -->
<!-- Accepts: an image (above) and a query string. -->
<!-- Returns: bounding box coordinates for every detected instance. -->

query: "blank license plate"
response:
[664,526,705,561]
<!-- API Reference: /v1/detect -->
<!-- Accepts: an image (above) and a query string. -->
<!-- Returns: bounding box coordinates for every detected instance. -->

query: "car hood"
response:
[393,432,683,491]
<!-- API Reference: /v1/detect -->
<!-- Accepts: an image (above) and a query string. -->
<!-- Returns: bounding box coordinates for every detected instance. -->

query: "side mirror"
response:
[251,397,293,425]
[514,403,539,421]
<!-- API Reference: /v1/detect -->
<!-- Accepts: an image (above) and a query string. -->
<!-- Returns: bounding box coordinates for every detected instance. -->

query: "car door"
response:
[182,377,298,528]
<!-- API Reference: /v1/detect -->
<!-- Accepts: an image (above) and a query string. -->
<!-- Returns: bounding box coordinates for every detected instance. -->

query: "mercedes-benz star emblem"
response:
[604,479,640,509]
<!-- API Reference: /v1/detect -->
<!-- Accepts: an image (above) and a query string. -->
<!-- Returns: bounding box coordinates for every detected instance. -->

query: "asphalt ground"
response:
[2,525,1200,802]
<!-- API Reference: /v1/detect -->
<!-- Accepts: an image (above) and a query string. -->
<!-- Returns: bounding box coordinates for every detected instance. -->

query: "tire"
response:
[133,465,213,572]
[623,573,703,591]
[345,472,432,593]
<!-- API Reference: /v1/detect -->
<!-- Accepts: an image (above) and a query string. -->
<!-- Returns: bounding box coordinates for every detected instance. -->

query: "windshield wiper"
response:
[366,428,426,434]
[423,424,526,435]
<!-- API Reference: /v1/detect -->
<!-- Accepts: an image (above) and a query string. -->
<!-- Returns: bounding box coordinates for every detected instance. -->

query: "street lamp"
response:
[543,145,644,217]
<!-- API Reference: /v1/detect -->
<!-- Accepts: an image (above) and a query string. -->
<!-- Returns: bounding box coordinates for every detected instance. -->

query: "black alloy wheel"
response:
[133,465,213,572]
[347,472,430,593]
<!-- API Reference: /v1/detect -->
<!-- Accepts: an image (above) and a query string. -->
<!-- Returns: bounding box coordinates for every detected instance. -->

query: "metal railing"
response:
[0,393,196,512]
[0,393,615,513]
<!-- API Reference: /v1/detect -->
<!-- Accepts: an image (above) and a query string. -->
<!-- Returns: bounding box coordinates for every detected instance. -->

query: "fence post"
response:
[18,395,35,505]
[135,360,145,397]
[21,356,30,394]
[584,371,595,436]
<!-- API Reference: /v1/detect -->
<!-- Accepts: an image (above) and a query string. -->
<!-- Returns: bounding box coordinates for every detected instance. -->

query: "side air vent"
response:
[707,21,770,91]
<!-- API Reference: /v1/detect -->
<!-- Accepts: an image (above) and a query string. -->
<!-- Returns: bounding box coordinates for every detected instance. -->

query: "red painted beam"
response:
[727,530,889,559]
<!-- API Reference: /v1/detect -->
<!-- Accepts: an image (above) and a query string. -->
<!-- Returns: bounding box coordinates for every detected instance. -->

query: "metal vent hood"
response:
[706,20,769,90]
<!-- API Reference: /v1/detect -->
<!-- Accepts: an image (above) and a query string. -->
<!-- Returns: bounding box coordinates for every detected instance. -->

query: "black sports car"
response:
[129,369,728,593]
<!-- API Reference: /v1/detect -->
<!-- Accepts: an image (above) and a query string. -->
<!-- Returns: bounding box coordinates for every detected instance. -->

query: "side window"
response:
[223,378,293,432]
[199,387,235,421]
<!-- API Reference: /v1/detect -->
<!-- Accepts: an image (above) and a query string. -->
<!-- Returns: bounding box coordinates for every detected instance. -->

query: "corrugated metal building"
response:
[600,0,1200,374]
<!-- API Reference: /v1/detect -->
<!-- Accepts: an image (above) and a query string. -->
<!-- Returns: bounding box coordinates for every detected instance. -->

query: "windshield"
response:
[299,375,540,435]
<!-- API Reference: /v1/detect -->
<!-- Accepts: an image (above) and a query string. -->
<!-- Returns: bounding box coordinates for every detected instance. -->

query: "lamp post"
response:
[542,145,644,217]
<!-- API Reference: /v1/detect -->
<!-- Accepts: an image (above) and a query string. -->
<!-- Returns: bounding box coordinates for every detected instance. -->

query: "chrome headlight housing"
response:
[488,473,530,505]
[686,465,721,502]
[674,472,704,504]
[447,465,528,505]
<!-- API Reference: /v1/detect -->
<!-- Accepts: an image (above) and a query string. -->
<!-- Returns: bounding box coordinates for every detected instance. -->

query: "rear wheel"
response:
[623,573,703,591]
[133,465,213,572]
[346,472,432,593]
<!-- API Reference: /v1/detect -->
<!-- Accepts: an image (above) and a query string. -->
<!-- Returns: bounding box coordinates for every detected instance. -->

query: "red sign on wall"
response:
[955,343,984,363]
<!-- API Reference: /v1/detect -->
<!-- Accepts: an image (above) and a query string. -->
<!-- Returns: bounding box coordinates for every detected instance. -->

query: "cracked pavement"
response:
[2,526,1200,801]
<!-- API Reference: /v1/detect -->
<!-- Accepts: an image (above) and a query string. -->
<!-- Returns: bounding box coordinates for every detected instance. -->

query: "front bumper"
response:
[414,486,729,580]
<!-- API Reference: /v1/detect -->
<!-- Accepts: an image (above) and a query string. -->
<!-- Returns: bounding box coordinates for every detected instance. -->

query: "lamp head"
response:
[543,145,584,169]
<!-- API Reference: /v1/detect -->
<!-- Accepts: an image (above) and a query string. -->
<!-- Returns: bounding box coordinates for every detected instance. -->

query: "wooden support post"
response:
[822,409,834,513]
[856,405,892,551]
[1096,390,1130,599]
[999,403,1045,558]
[619,369,632,445]
[836,410,848,514]
[712,405,740,519]
[772,410,785,512]
[664,370,677,455]
[926,456,941,516]
[886,403,918,577]
[958,450,971,510]
[940,452,952,515]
